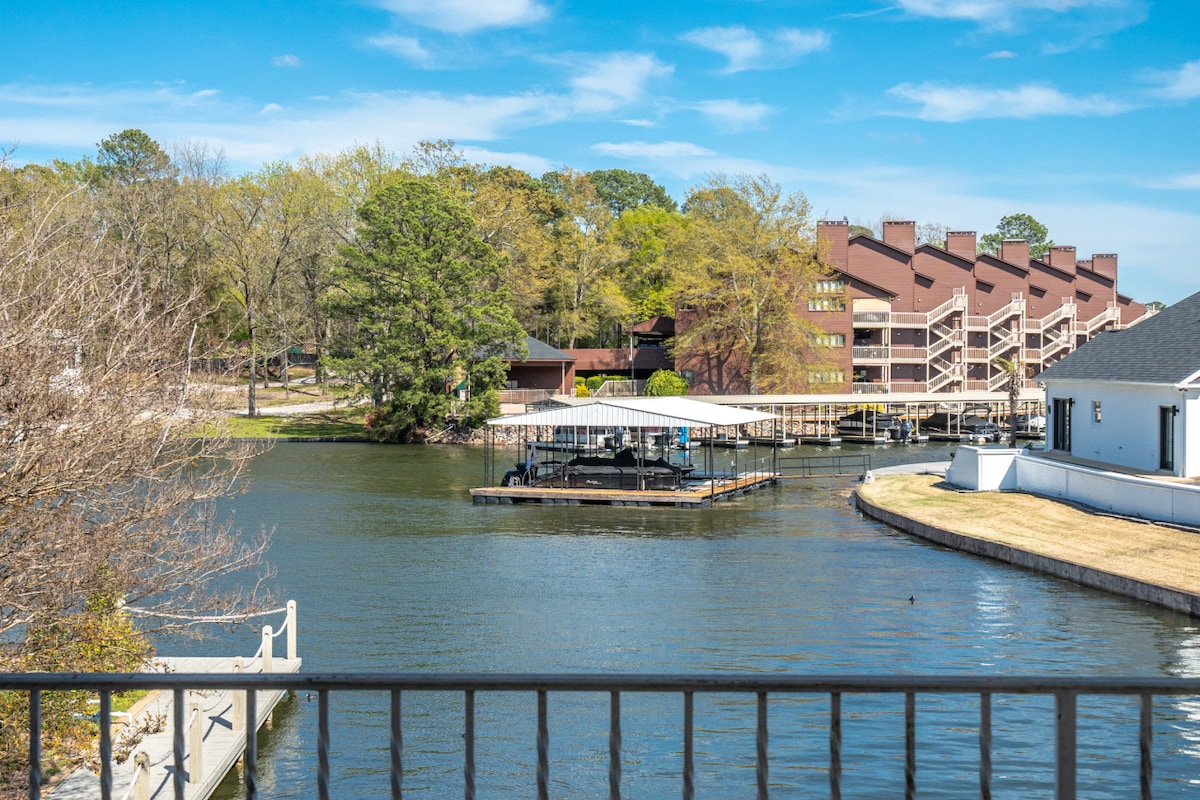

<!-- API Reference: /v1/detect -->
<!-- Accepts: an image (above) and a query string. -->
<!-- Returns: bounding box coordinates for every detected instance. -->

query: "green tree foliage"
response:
[672,174,830,394]
[979,213,1054,259]
[589,168,678,215]
[609,204,684,321]
[539,168,625,348]
[643,369,689,396]
[326,179,524,441]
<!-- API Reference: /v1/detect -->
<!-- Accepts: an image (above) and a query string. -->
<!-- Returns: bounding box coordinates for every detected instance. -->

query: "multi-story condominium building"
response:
[793,219,1150,395]
[681,218,1150,396]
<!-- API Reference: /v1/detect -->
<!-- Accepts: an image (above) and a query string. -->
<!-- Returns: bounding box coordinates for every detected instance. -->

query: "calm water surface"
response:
[170,442,1200,798]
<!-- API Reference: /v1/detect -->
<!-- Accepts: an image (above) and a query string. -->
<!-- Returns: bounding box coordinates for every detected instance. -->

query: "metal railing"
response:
[777,453,871,477]
[6,671,1197,800]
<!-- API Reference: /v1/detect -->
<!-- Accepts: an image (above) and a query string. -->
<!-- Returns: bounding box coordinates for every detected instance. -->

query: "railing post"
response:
[189,700,203,784]
[261,626,273,673]
[232,657,244,730]
[1055,690,1077,800]
[133,752,150,800]
[286,600,297,661]
[28,688,41,800]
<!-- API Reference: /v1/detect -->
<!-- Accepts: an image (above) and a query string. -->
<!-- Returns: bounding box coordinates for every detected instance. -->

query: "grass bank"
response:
[857,474,1200,597]
[220,408,368,440]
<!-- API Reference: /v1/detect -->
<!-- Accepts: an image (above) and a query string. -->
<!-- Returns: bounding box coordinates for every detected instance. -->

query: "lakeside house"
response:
[1035,289,1200,478]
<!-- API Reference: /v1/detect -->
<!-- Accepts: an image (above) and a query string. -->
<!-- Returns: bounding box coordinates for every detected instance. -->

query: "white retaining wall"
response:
[945,446,1200,528]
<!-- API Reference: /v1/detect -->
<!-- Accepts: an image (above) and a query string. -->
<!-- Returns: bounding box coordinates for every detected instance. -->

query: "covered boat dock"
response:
[472,397,781,507]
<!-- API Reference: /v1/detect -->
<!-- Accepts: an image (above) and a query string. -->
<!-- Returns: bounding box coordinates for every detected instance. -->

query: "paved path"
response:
[50,656,301,800]
[866,460,951,477]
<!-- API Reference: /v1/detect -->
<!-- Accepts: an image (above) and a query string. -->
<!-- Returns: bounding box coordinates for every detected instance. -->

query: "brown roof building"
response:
[681,219,1151,395]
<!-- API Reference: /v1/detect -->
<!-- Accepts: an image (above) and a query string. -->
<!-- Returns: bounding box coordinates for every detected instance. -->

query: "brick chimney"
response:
[1090,253,1117,281]
[945,231,977,262]
[1048,246,1077,275]
[882,220,915,253]
[817,219,849,270]
[1000,239,1030,265]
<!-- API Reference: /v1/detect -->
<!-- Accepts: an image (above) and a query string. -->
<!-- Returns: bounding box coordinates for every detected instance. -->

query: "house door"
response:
[1052,398,1072,452]
[1159,406,1176,472]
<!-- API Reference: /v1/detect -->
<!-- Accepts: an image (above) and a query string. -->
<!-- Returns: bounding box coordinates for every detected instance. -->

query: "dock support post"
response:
[261,626,273,673]
[286,600,297,661]
[232,657,244,731]
[133,752,150,800]
[189,700,203,784]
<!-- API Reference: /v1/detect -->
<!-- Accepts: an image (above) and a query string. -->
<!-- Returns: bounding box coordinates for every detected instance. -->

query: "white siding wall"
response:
[1045,379,1186,475]
[1185,391,1200,478]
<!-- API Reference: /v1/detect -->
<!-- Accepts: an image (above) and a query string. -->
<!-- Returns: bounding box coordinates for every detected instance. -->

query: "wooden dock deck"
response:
[49,655,302,800]
[471,471,776,506]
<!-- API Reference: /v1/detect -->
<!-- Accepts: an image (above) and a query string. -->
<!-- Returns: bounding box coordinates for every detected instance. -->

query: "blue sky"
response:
[4,0,1199,304]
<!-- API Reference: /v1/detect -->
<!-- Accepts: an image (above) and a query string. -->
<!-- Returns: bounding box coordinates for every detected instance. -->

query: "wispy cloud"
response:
[686,99,775,131]
[885,81,1132,121]
[567,53,672,114]
[367,34,432,67]
[271,55,302,68]
[986,50,1018,59]
[593,141,716,159]
[681,25,830,73]
[1144,59,1200,101]
[372,0,549,34]
[891,0,1140,30]
[1144,172,1200,190]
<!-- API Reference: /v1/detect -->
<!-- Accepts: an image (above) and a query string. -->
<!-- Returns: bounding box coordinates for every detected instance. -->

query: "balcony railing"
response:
[6,672,1200,800]
[852,346,889,361]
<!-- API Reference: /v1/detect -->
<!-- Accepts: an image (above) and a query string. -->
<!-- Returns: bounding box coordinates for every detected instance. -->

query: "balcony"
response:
[851,346,890,362]
[852,310,890,327]
[6,671,1198,800]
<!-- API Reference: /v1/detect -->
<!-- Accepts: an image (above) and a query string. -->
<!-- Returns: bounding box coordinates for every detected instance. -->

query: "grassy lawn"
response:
[220,407,368,439]
[858,474,1200,594]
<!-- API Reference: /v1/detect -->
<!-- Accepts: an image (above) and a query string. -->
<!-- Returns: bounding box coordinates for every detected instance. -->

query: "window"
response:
[807,370,845,384]
[808,297,847,312]
[815,333,846,347]
[815,279,846,294]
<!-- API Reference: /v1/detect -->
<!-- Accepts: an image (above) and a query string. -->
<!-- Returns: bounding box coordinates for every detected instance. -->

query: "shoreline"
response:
[855,473,1200,618]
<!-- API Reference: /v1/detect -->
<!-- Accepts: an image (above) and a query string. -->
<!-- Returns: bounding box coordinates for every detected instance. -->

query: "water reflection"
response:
[183,443,1200,799]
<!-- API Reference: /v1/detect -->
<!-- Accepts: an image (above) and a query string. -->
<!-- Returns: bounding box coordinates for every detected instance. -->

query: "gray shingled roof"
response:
[1037,290,1200,385]
[502,336,574,362]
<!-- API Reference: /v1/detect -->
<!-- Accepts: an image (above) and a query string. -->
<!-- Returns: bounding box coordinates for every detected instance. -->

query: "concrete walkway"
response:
[50,656,301,800]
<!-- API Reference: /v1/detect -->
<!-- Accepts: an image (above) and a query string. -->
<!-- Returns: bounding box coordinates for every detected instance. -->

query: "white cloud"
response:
[886,81,1131,121]
[593,141,716,159]
[568,53,672,114]
[372,0,549,34]
[892,0,1138,30]
[1145,59,1200,101]
[271,55,302,68]
[1144,172,1200,190]
[681,25,830,73]
[261,103,284,114]
[367,34,431,66]
[686,99,774,131]
[986,50,1018,59]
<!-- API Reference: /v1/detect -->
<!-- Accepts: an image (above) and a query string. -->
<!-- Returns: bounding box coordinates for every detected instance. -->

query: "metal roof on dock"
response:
[487,397,777,429]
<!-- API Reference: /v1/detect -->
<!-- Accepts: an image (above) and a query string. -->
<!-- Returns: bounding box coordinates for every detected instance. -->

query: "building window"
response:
[808,370,845,384]
[808,280,847,312]
[815,333,846,347]
[808,296,847,312]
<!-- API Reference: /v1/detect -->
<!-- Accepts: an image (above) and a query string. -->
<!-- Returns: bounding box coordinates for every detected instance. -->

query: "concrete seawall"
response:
[854,490,1200,618]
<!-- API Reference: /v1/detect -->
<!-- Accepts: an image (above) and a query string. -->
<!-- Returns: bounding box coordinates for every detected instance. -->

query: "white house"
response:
[1036,290,1200,478]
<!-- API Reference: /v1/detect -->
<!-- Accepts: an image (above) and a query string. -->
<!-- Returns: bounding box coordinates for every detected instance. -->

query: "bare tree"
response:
[0,159,270,665]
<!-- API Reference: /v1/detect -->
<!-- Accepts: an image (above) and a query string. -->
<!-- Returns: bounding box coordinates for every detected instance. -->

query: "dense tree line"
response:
[4,132,845,439]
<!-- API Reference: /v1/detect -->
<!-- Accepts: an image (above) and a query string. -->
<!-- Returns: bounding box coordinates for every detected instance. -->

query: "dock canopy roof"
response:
[487,397,777,430]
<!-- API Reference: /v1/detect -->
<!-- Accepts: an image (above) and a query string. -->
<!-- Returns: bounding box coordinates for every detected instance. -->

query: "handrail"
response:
[9,672,1200,800]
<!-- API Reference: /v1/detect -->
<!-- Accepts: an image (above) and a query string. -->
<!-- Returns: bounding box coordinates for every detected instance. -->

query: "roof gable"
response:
[1037,290,1200,385]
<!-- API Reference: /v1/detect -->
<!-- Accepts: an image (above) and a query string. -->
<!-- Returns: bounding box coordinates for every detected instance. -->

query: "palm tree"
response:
[994,356,1021,447]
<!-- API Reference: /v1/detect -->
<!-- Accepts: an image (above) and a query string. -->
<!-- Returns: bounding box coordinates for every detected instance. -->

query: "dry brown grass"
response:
[858,474,1200,594]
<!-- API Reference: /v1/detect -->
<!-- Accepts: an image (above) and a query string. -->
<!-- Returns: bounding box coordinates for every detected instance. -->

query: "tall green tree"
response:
[589,168,678,215]
[672,173,830,394]
[979,213,1054,259]
[326,178,524,441]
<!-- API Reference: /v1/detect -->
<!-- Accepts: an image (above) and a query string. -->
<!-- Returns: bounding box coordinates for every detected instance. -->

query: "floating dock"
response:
[471,471,776,507]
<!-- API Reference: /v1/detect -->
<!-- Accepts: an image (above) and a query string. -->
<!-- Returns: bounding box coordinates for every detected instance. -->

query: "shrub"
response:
[643,370,689,396]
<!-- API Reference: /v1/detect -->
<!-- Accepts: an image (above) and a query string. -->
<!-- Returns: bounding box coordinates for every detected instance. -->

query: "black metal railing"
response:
[5,672,1200,800]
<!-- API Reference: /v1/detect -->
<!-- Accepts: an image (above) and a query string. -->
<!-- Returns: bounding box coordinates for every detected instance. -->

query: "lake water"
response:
[166,442,1200,798]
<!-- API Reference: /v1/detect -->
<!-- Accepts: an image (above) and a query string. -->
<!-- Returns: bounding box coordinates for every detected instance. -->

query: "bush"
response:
[574,377,589,397]
[643,370,689,396]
